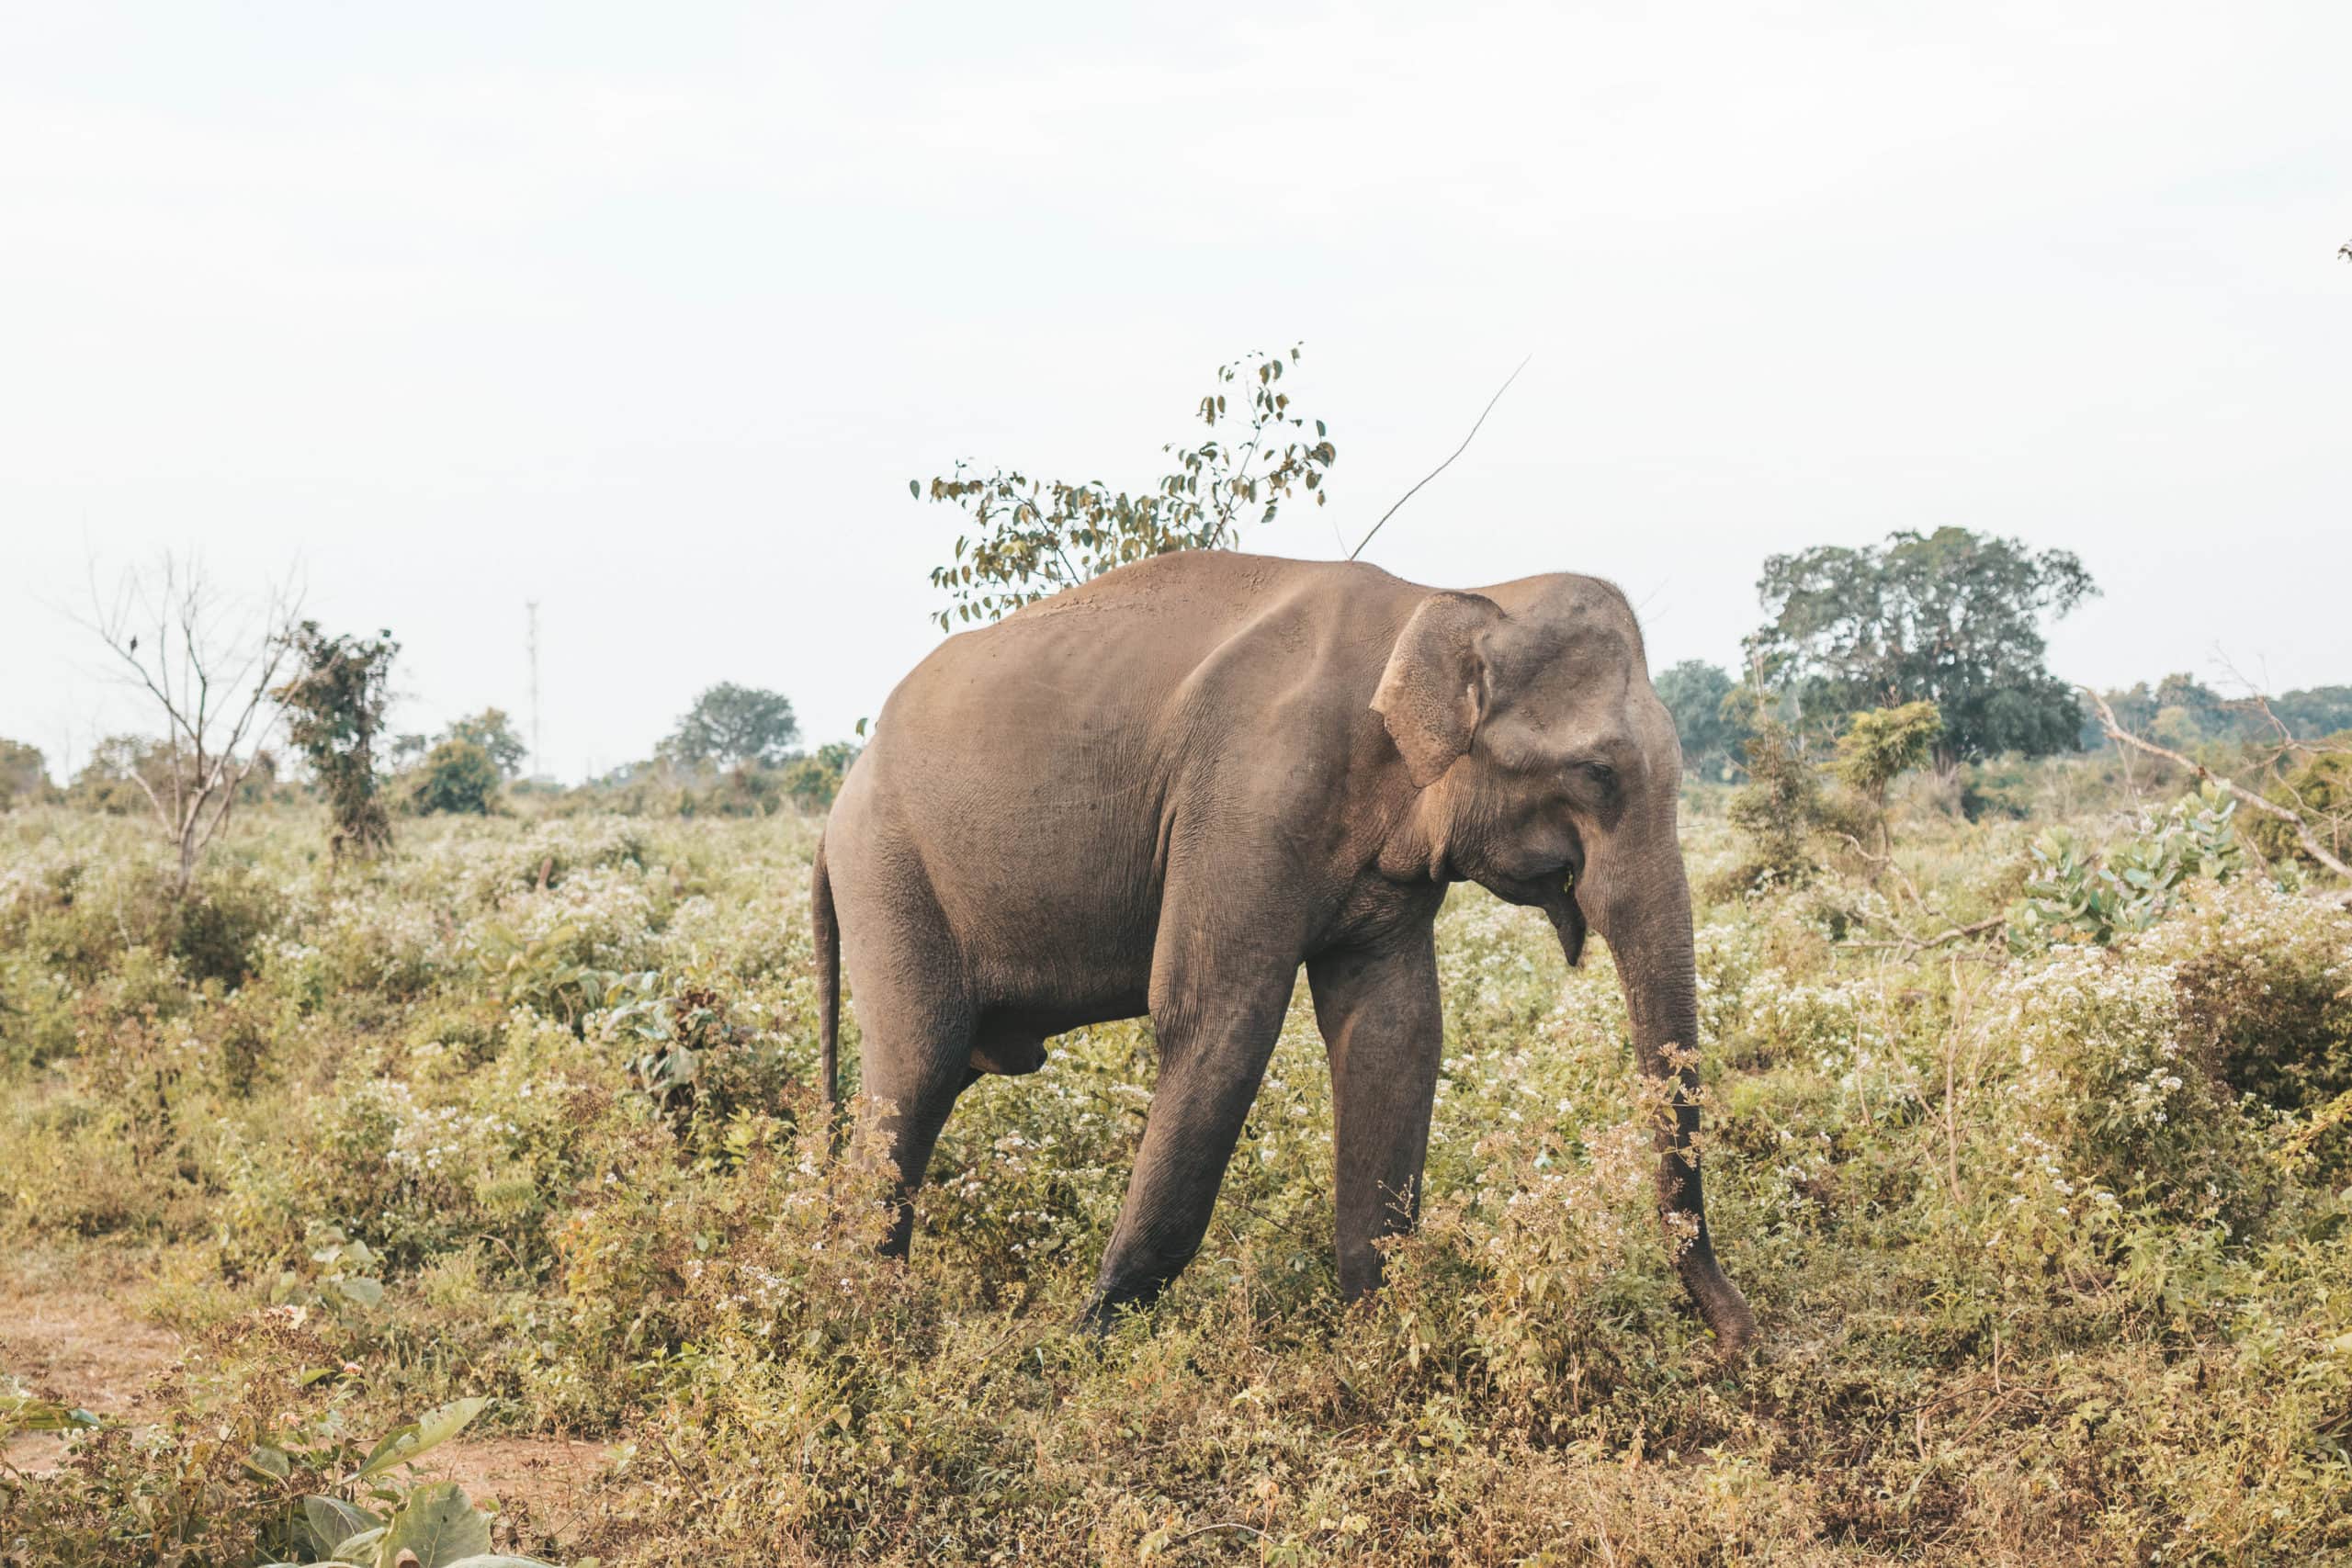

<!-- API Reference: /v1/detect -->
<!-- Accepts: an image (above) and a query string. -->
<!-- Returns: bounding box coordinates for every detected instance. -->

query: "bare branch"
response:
[1170,1522,1267,1546]
[1348,353,1532,563]
[1840,915,2007,954]
[2083,685,2352,884]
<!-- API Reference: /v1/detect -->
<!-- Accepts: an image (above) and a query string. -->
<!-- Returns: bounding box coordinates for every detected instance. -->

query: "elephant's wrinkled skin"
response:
[812,550,1756,1350]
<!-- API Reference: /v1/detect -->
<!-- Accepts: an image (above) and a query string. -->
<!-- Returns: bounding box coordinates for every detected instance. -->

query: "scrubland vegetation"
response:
[6,469,2347,1563]
[4,743,2348,1565]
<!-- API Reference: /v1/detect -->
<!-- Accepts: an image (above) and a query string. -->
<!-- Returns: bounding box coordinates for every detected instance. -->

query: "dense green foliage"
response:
[1653,660,1742,780]
[574,742,859,820]
[5,761,2346,1563]
[1721,705,1848,890]
[274,622,400,863]
[1746,527,2096,765]
[2252,740,2352,870]
[407,739,504,817]
[2086,673,2352,751]
[913,345,1338,629]
[1830,700,1943,809]
[776,740,859,811]
[66,734,176,816]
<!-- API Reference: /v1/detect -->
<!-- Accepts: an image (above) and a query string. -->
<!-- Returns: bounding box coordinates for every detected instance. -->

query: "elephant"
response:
[810,549,1757,1351]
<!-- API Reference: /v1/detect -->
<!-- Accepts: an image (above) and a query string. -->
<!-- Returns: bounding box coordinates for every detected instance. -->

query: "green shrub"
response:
[2005,784,2245,951]
[409,738,503,815]
[2137,876,2352,1116]
[2248,739,2352,871]
[1722,712,1825,890]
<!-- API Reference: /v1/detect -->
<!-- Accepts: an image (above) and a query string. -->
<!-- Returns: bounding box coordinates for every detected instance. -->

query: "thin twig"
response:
[1941,953,1971,1210]
[1832,829,1928,910]
[1575,1471,1622,1567]
[1347,354,1532,562]
[1839,915,2006,954]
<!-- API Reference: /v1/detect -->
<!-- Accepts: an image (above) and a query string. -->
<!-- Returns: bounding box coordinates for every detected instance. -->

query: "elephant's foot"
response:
[1076,1275,1165,1337]
[1682,1258,1758,1357]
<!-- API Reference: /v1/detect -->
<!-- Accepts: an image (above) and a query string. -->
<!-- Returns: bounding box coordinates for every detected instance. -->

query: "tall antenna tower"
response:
[526,600,542,780]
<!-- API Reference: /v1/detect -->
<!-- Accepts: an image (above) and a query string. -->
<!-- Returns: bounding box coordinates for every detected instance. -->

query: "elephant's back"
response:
[865,551,1408,792]
[833,552,1416,994]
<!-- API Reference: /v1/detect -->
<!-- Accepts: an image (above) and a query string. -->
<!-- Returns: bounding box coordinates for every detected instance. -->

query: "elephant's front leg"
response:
[1306,931,1442,1301]
[1084,955,1298,1328]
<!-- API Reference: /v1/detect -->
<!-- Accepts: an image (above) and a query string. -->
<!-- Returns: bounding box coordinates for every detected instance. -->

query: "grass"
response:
[1,773,2348,1564]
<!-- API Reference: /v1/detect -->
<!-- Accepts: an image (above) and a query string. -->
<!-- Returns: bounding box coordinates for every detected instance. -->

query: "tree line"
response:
[9,343,2346,896]
[1,564,856,882]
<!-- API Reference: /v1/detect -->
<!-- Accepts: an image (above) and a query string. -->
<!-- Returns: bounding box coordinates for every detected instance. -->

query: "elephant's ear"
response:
[1372,592,1503,787]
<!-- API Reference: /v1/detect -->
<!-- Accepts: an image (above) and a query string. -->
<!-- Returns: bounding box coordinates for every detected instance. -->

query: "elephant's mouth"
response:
[1471,862,1589,967]
[1545,889,1589,966]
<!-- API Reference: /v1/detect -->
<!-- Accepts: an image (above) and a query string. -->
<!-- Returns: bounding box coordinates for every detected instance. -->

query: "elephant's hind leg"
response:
[838,890,977,1258]
[858,998,976,1258]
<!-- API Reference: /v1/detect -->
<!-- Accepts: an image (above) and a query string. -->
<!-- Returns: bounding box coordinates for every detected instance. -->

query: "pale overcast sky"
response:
[4,4,2346,781]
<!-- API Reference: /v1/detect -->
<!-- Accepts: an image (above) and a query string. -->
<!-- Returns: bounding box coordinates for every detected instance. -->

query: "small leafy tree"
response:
[442,708,527,779]
[0,739,51,809]
[409,739,502,815]
[913,344,1338,629]
[1832,700,1943,851]
[662,684,799,770]
[274,622,399,863]
[1724,705,1826,890]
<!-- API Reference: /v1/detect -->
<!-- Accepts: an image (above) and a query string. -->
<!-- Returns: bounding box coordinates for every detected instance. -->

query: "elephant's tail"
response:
[812,832,842,1122]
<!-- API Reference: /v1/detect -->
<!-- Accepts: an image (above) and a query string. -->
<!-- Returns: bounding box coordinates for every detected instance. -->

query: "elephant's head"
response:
[1372,575,1758,1352]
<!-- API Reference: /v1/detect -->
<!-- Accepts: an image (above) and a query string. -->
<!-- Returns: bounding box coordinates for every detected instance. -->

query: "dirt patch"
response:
[2,1252,609,1551]
[0,1252,182,1476]
[420,1434,614,1548]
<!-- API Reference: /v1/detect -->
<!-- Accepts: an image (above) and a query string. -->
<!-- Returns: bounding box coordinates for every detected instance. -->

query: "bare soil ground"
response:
[0,1252,179,1477]
[1,1252,605,1547]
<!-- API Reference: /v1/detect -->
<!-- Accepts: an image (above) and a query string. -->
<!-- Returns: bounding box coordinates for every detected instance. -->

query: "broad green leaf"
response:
[246,1443,292,1481]
[303,1495,382,1553]
[354,1420,423,1481]
[1,1395,101,1432]
[336,1276,385,1308]
[379,1481,492,1568]
[409,1395,490,1460]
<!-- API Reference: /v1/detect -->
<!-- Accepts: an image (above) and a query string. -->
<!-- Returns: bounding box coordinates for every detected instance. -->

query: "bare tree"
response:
[82,552,301,896]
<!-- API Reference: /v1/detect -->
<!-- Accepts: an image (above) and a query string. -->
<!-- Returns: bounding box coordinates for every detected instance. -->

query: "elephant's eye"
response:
[1565,761,1620,806]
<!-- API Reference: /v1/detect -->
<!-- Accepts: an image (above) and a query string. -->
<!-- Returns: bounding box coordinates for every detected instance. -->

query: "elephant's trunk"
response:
[1583,838,1757,1353]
